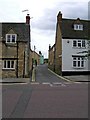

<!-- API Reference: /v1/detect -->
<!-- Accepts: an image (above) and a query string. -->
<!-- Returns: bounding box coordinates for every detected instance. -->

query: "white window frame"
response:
[74,24,83,31]
[73,40,86,48]
[6,34,17,43]
[72,57,85,68]
[3,60,15,69]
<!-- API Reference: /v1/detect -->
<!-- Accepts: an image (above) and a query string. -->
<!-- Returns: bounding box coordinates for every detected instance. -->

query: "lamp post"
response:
[34,45,36,67]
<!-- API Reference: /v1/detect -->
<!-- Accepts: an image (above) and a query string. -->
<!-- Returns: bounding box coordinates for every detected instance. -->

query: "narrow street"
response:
[35,64,67,83]
[2,64,88,119]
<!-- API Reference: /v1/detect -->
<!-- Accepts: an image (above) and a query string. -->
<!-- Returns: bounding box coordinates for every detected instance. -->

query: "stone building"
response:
[31,50,40,66]
[0,14,32,78]
[48,44,55,71]
[48,11,90,76]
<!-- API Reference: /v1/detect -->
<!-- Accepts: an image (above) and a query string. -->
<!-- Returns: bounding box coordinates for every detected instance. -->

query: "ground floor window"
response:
[3,60,15,69]
[72,57,85,68]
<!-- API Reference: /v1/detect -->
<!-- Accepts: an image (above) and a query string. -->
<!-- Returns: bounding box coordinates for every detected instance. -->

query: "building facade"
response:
[48,11,90,76]
[0,14,32,78]
[31,50,40,66]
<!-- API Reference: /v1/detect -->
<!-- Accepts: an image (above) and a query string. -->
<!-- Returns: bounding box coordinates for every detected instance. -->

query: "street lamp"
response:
[33,45,36,67]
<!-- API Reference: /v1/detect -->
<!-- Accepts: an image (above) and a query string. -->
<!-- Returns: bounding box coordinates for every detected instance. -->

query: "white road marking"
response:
[42,82,51,85]
[30,82,40,85]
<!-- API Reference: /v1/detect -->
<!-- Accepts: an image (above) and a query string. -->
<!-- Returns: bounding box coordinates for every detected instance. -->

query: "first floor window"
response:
[72,57,85,68]
[3,60,15,69]
[73,40,86,48]
[73,40,77,47]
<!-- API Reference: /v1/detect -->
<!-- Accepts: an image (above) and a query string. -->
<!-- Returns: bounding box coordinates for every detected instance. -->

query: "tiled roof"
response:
[2,23,30,42]
[61,18,90,39]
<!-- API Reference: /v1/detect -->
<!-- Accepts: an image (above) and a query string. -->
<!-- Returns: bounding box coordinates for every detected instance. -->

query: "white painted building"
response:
[62,39,90,74]
[61,17,90,75]
[49,11,90,76]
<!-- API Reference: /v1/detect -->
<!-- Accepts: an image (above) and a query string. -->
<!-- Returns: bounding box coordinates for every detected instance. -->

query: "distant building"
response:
[48,11,90,75]
[31,50,40,66]
[0,14,32,78]
[39,51,44,64]
[44,58,48,64]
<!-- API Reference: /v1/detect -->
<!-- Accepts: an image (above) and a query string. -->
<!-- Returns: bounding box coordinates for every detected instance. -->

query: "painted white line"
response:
[52,82,62,85]
[49,82,66,87]
[61,84,66,86]
[42,82,51,85]
[50,84,53,87]
[30,82,39,85]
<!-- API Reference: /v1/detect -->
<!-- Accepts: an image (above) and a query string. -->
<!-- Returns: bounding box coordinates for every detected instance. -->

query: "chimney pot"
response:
[49,44,51,50]
[57,11,62,23]
[26,14,30,24]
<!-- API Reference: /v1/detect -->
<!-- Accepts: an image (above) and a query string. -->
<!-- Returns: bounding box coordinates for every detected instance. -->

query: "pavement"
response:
[48,68,90,82]
[64,75,90,82]
[0,78,30,83]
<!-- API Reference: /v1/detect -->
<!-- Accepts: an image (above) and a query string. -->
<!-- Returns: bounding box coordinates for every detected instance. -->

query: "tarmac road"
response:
[2,64,89,119]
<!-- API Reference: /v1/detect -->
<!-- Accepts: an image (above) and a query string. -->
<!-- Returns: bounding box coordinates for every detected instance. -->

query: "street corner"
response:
[63,75,89,83]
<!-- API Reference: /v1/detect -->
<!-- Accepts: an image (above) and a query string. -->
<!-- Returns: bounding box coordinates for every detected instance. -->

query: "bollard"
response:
[32,68,36,82]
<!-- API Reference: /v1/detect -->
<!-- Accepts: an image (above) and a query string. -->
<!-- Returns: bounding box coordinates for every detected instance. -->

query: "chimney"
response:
[49,44,51,50]
[57,11,62,23]
[26,14,30,24]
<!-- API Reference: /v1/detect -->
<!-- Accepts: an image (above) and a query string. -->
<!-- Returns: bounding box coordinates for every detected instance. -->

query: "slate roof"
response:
[61,18,90,39]
[2,23,30,42]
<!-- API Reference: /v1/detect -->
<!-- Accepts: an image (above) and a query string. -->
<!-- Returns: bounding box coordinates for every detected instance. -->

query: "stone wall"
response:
[1,41,31,78]
[55,23,62,75]
[48,45,55,71]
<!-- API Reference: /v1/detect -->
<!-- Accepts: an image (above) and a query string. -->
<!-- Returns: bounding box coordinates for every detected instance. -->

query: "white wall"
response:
[62,39,90,72]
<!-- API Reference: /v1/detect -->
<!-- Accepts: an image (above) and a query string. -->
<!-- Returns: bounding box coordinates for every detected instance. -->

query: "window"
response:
[6,34,17,43]
[73,40,86,48]
[72,57,85,68]
[73,57,77,67]
[74,24,83,30]
[78,40,81,47]
[82,40,85,47]
[73,41,77,47]
[3,60,15,69]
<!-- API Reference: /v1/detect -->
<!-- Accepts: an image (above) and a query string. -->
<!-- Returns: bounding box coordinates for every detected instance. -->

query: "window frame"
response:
[74,24,83,31]
[3,60,15,69]
[73,40,86,48]
[6,34,17,43]
[72,57,85,68]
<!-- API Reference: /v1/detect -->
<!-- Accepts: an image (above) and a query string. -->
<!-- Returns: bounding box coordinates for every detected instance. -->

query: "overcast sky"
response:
[0,0,89,58]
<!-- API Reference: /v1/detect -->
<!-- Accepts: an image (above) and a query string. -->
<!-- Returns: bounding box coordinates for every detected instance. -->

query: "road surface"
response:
[2,64,88,119]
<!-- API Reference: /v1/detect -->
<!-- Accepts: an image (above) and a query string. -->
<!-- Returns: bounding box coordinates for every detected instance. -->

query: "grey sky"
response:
[0,0,89,58]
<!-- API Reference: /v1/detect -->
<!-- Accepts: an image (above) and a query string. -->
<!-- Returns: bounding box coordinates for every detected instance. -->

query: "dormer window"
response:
[74,24,83,31]
[6,34,17,43]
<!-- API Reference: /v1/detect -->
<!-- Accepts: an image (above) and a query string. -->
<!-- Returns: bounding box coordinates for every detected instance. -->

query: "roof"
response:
[61,18,90,39]
[2,23,30,42]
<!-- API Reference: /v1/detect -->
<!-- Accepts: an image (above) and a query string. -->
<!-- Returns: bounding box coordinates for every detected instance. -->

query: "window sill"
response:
[72,47,86,49]
[72,67,85,69]
[2,68,15,71]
